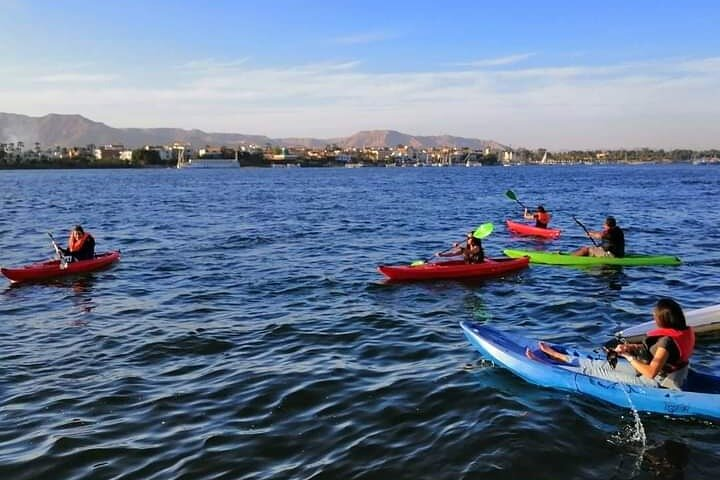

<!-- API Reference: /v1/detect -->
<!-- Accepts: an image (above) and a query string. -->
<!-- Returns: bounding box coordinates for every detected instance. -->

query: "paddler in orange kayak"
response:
[523,205,552,229]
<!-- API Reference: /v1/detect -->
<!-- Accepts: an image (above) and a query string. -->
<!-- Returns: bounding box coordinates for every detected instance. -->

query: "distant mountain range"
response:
[0,112,506,150]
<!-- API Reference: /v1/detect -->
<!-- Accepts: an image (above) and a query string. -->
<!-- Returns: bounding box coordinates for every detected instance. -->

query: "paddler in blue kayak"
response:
[523,205,551,228]
[436,231,485,264]
[60,225,96,262]
[536,298,695,390]
[572,215,625,257]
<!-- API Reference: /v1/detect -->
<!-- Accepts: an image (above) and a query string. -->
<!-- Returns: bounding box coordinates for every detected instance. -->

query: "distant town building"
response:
[94,144,125,160]
[335,152,352,163]
[143,145,174,162]
[270,147,299,162]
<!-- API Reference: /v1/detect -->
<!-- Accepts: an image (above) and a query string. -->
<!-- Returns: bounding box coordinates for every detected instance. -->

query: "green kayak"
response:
[503,249,681,266]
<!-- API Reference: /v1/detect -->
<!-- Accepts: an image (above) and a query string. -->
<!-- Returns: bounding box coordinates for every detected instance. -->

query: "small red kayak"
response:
[378,257,529,281]
[1,251,121,283]
[505,219,561,239]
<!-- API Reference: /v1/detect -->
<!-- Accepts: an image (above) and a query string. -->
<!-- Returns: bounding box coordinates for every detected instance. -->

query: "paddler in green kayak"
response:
[572,216,625,258]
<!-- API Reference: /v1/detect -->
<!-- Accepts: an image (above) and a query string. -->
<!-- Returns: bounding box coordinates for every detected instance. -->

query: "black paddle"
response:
[571,216,600,247]
[505,189,528,210]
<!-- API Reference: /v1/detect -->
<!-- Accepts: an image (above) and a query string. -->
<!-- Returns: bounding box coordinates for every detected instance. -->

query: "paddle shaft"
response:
[513,197,529,210]
[572,216,600,247]
[417,239,468,264]
[47,232,64,256]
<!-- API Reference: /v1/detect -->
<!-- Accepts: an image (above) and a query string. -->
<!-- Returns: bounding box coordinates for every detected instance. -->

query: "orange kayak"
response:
[505,219,561,239]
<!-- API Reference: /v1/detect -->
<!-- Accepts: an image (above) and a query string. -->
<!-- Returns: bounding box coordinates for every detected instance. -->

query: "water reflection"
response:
[598,266,627,291]
[642,440,691,479]
[5,275,97,314]
[565,264,628,291]
[612,438,691,480]
[53,277,97,314]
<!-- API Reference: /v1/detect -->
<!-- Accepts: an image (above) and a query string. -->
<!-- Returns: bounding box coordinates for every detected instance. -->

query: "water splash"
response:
[622,388,647,446]
[608,387,648,478]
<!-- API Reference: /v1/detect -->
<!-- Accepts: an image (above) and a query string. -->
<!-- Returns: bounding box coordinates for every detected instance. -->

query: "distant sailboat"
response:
[464,152,482,167]
[176,147,188,169]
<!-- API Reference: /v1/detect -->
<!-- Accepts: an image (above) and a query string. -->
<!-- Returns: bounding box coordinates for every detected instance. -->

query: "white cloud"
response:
[180,58,251,72]
[33,73,117,83]
[2,55,719,149]
[455,53,535,68]
[333,31,398,45]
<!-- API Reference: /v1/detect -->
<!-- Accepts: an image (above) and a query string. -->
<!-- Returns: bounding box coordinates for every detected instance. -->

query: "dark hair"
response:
[73,225,84,233]
[605,216,617,227]
[466,232,482,244]
[537,205,545,212]
[654,298,687,330]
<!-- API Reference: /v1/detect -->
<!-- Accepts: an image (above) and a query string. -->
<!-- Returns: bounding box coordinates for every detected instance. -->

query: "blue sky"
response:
[1,0,719,149]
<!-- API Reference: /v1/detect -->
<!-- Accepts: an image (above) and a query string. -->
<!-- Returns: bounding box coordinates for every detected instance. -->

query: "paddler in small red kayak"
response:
[523,205,551,228]
[61,225,96,262]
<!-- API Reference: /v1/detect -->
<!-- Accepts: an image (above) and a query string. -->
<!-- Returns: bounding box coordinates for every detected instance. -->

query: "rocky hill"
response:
[0,112,506,150]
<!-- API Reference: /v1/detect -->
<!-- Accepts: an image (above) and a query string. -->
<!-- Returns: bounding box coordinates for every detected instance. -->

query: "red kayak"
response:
[505,219,561,239]
[1,251,121,283]
[378,257,529,281]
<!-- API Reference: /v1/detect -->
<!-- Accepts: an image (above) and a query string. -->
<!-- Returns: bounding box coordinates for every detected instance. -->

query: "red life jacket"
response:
[535,211,551,227]
[68,232,91,253]
[645,327,695,371]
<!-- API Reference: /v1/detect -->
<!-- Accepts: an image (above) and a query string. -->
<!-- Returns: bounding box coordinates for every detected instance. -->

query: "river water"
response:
[1,165,719,479]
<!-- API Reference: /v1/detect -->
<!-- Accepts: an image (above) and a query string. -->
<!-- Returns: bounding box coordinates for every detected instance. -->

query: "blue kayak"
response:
[460,321,720,421]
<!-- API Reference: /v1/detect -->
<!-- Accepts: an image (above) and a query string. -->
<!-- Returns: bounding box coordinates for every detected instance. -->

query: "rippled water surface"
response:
[1,165,720,479]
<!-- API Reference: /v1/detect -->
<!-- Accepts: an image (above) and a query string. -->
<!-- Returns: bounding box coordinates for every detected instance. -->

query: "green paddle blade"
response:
[472,222,494,239]
[410,260,425,266]
[505,190,518,201]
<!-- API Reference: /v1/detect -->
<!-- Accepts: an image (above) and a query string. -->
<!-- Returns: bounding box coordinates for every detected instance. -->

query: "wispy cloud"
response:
[180,58,251,72]
[678,56,720,73]
[3,55,719,148]
[33,73,117,83]
[455,53,535,68]
[333,31,398,45]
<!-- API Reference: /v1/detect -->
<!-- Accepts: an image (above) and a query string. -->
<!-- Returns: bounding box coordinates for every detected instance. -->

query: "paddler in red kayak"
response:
[61,225,96,262]
[437,231,485,264]
[523,205,552,228]
[536,298,695,390]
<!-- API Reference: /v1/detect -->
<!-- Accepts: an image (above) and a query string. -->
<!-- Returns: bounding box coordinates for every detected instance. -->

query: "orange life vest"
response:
[645,327,695,371]
[68,232,92,253]
[535,211,551,227]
